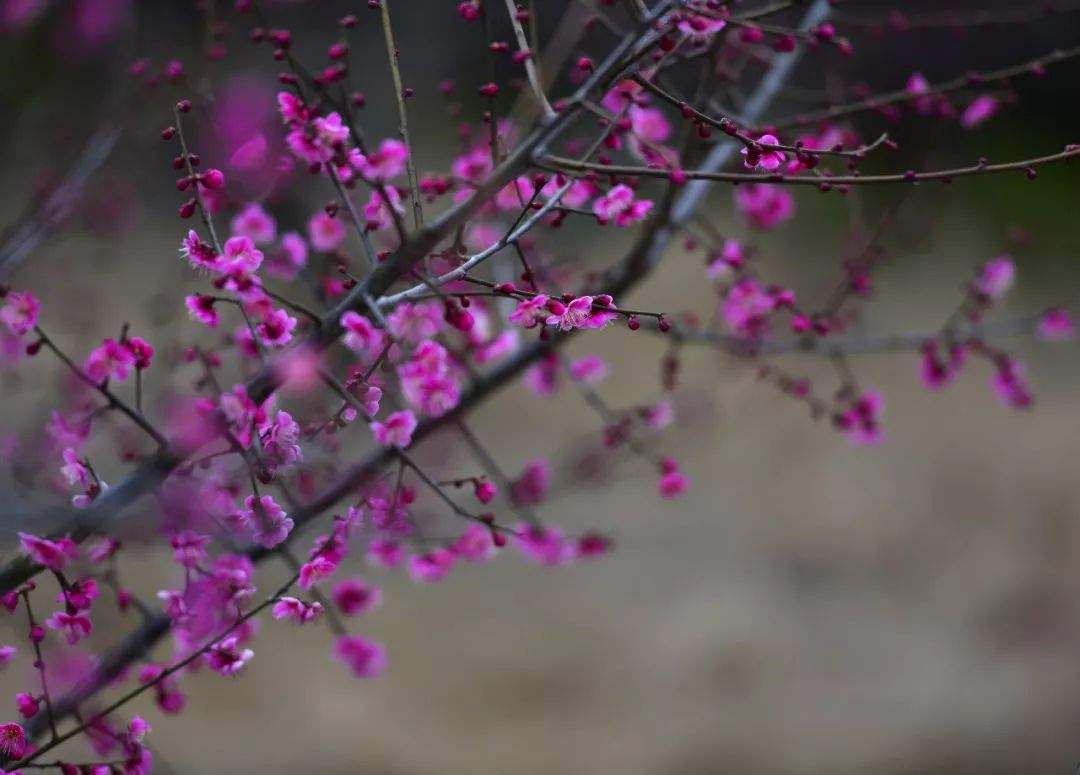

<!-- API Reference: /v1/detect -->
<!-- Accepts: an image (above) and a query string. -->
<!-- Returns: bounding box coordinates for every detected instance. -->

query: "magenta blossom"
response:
[838,391,885,445]
[340,310,385,355]
[19,532,78,571]
[46,609,93,644]
[545,295,594,331]
[85,338,136,383]
[231,202,277,244]
[992,359,1033,409]
[973,255,1015,300]
[593,184,653,227]
[272,597,324,624]
[0,290,40,336]
[331,578,382,616]
[960,94,1000,129]
[0,721,27,760]
[207,636,254,676]
[1036,308,1075,340]
[734,184,795,230]
[308,211,347,252]
[370,409,418,448]
[256,308,298,348]
[742,133,787,171]
[408,548,455,582]
[185,294,219,328]
[350,138,408,181]
[334,634,387,679]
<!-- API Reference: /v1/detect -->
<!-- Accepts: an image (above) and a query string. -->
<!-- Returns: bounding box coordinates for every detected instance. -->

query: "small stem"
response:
[377,0,424,230]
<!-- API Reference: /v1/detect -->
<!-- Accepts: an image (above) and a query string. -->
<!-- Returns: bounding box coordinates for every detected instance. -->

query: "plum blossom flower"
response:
[85,338,136,382]
[180,230,220,271]
[264,232,308,280]
[919,341,966,391]
[545,296,594,331]
[272,597,324,624]
[511,459,551,505]
[334,634,386,679]
[397,340,461,417]
[46,610,93,644]
[241,494,294,549]
[62,577,98,611]
[260,410,302,469]
[19,532,78,571]
[298,555,338,590]
[185,294,219,327]
[231,202,277,244]
[973,255,1015,300]
[734,184,795,230]
[677,12,726,42]
[171,531,210,569]
[15,692,39,719]
[367,539,403,568]
[370,410,417,448]
[256,308,298,347]
[388,301,444,342]
[314,112,349,146]
[407,549,455,582]
[960,94,999,129]
[593,184,653,226]
[474,479,496,504]
[350,138,408,181]
[207,636,254,676]
[0,722,26,759]
[515,524,573,565]
[838,391,885,445]
[219,235,264,274]
[706,239,746,280]
[308,211,347,252]
[451,524,496,562]
[331,579,382,616]
[340,311,385,355]
[905,72,934,114]
[0,290,40,335]
[569,355,609,384]
[658,459,690,499]
[722,277,775,339]
[508,294,549,329]
[364,185,405,231]
[992,359,1033,409]
[60,447,90,490]
[742,133,787,171]
[1037,308,1074,341]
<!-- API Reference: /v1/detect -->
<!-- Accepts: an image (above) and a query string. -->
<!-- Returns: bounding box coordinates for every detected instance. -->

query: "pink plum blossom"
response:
[350,138,408,181]
[960,95,1000,129]
[331,579,382,616]
[19,532,78,571]
[46,610,93,644]
[0,290,40,335]
[370,409,418,448]
[340,311,385,355]
[734,184,795,229]
[1037,308,1074,340]
[742,133,787,171]
[272,597,324,624]
[334,634,386,679]
[973,255,1015,299]
[308,211,347,252]
[207,636,254,676]
[593,184,653,226]
[85,338,136,382]
[407,548,455,582]
[231,201,278,243]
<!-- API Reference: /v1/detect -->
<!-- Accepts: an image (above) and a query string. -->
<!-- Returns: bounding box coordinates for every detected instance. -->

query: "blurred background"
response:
[2,1,1080,772]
